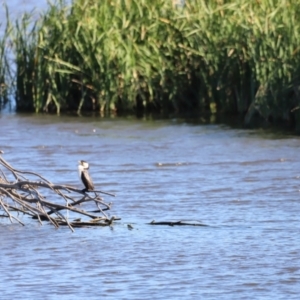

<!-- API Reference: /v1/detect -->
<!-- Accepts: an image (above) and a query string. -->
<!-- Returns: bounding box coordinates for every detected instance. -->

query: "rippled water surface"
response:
[0,113,300,299]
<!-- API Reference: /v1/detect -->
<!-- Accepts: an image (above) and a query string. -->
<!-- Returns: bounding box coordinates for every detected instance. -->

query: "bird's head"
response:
[78,160,89,169]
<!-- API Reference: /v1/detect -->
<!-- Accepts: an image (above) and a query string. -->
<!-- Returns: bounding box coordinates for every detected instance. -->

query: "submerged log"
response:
[56,216,120,227]
[149,220,208,227]
[0,151,117,231]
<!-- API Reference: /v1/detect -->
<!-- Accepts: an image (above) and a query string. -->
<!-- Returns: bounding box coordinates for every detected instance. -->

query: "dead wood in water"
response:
[0,151,117,232]
[149,220,208,227]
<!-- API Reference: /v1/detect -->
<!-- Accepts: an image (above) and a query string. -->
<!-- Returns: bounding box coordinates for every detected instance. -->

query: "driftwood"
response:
[0,151,118,231]
[149,220,208,226]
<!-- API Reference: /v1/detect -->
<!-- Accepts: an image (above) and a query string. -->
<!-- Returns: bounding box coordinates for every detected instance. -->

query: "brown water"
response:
[0,113,300,299]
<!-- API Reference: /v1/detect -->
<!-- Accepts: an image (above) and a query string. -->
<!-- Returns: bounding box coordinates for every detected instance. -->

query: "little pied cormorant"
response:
[78,160,94,192]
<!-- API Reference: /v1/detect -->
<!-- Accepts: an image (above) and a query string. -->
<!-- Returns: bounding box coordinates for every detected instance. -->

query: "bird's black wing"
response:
[81,169,94,191]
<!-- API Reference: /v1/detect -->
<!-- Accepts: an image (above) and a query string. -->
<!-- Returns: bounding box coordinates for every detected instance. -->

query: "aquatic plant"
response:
[0,6,11,110]
[6,0,300,128]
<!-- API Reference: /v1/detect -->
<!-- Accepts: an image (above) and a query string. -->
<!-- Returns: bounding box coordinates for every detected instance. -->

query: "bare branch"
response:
[0,152,117,231]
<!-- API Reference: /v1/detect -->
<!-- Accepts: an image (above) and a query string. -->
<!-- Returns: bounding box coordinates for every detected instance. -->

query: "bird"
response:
[78,160,94,192]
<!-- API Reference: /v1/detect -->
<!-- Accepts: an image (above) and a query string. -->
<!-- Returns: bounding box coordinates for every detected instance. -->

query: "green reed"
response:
[0,6,11,109]
[6,0,300,127]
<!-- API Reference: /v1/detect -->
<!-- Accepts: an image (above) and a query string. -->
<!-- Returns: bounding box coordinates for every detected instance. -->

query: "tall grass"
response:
[5,0,300,128]
[0,6,11,109]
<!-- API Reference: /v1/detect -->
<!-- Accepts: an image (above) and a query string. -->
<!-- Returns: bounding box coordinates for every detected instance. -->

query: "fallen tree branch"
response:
[0,151,117,231]
[149,220,208,226]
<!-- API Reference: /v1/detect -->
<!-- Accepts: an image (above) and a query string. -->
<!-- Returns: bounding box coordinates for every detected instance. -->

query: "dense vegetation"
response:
[0,7,10,110]
[0,0,300,129]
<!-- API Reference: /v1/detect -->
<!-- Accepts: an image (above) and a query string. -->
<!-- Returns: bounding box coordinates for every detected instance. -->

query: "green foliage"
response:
[2,0,300,126]
[0,5,11,109]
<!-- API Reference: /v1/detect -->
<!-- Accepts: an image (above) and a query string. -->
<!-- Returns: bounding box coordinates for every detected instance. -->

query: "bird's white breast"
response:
[78,164,84,179]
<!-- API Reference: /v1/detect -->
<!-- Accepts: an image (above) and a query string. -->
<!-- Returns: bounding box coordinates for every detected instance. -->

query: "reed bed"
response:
[2,0,300,128]
[0,6,11,110]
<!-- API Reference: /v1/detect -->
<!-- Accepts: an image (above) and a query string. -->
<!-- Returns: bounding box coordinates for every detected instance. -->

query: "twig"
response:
[0,152,117,231]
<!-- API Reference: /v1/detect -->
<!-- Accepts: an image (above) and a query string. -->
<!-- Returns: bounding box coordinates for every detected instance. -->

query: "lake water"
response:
[0,113,300,299]
[1,0,64,18]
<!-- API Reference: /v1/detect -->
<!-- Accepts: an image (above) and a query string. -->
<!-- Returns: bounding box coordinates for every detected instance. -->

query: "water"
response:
[0,0,62,18]
[0,113,300,299]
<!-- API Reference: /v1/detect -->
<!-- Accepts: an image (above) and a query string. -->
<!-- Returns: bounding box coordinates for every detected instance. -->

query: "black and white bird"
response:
[78,160,94,192]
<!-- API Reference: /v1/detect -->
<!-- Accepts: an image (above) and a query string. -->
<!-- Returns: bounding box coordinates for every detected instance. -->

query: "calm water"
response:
[0,113,300,299]
[1,0,62,18]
